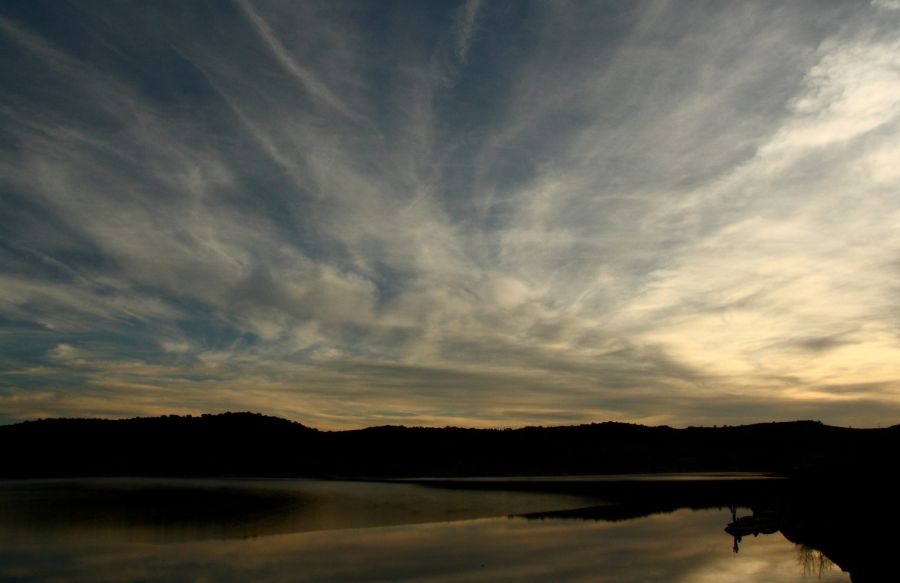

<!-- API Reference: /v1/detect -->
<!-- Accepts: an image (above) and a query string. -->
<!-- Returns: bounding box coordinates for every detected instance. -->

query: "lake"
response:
[0,477,850,582]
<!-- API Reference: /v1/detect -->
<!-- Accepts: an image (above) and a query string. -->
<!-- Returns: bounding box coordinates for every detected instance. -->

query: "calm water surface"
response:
[0,478,847,582]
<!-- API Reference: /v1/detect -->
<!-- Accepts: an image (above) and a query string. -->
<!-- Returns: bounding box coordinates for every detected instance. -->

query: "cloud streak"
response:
[236,0,356,119]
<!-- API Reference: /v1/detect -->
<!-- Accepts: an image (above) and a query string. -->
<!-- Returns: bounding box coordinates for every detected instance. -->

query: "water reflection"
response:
[726,506,780,553]
[0,478,597,542]
[0,478,858,582]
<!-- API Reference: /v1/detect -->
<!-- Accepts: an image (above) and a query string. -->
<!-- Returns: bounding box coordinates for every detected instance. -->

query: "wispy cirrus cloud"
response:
[1,1,899,428]
[455,0,482,63]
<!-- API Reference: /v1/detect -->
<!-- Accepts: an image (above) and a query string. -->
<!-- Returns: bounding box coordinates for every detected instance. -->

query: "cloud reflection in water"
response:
[0,480,847,582]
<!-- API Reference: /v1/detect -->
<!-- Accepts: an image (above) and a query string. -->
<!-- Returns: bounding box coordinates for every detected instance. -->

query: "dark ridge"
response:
[2,413,898,479]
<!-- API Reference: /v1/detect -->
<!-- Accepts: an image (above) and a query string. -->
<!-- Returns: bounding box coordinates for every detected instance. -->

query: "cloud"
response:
[1,1,899,428]
[455,0,482,62]
[872,0,900,10]
[236,0,356,119]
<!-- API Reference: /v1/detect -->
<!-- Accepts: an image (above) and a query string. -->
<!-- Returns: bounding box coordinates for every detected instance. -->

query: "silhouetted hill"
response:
[2,413,898,478]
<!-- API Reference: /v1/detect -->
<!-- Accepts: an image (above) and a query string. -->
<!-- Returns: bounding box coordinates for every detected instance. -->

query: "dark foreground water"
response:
[0,478,849,582]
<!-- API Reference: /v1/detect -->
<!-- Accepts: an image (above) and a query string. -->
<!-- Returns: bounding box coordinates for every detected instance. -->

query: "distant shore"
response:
[3,412,898,479]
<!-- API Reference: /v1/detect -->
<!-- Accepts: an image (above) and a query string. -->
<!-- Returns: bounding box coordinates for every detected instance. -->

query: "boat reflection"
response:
[725,505,779,553]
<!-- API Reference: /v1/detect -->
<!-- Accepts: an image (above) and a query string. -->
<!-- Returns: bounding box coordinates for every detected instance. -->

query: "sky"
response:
[1,0,899,429]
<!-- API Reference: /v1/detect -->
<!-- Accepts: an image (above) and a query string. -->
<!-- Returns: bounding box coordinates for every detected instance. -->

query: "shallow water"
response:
[0,478,848,582]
